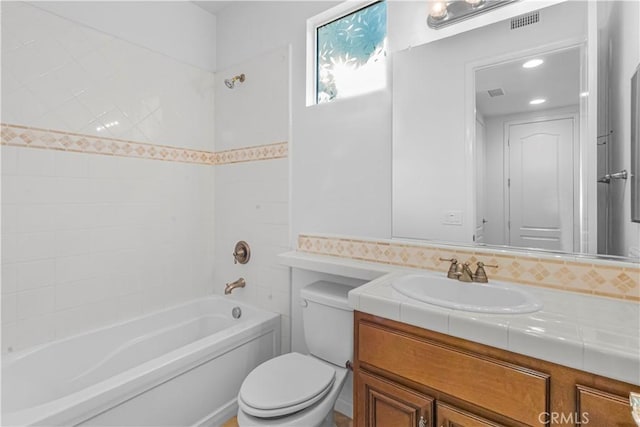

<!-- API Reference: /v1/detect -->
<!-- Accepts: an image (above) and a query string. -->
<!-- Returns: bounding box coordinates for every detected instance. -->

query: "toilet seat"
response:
[238,353,336,418]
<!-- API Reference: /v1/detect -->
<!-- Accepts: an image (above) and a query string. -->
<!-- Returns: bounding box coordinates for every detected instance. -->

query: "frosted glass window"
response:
[316,1,387,104]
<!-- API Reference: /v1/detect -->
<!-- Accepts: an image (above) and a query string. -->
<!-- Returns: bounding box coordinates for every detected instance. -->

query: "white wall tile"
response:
[2,204,18,234]
[55,229,90,257]
[16,205,57,232]
[1,322,17,352]
[16,286,55,319]
[2,293,17,324]
[4,3,215,150]
[16,259,55,291]
[55,277,104,310]
[1,146,19,176]
[1,263,18,294]
[1,2,216,354]
[15,231,56,261]
[16,147,55,176]
[55,254,94,284]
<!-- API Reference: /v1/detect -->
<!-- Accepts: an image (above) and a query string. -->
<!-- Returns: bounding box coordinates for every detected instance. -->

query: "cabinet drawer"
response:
[358,322,549,426]
[576,385,635,427]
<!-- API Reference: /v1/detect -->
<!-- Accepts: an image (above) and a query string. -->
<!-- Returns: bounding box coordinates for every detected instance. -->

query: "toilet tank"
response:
[300,281,354,367]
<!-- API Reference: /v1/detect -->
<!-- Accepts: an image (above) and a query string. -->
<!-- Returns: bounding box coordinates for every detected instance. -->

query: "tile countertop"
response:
[279,251,640,386]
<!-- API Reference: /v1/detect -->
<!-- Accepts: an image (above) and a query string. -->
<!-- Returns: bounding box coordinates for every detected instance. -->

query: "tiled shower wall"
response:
[213,47,291,353]
[1,2,216,352]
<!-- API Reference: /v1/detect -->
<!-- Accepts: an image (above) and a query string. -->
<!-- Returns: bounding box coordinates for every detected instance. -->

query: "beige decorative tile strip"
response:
[213,142,288,165]
[0,123,287,165]
[297,234,640,302]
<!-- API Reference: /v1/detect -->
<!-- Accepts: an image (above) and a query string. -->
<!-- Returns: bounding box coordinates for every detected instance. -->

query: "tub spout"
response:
[225,278,246,294]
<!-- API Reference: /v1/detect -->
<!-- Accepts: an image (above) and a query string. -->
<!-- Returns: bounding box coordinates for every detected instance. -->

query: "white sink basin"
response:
[391,274,543,314]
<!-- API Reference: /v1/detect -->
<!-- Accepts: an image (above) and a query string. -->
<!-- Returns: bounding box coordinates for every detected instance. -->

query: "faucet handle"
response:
[473,262,498,283]
[440,258,459,279]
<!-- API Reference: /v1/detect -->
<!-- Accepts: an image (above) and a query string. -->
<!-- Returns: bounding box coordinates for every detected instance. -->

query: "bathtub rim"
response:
[2,295,268,364]
[2,296,280,427]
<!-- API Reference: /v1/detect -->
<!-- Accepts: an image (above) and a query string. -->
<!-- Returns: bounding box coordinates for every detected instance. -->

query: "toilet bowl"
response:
[237,353,348,426]
[236,281,354,427]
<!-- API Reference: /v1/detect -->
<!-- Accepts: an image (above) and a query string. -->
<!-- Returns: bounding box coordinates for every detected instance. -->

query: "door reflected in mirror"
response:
[474,47,581,253]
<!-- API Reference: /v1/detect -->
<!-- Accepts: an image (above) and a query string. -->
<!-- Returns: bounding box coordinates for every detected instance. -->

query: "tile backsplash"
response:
[297,234,640,301]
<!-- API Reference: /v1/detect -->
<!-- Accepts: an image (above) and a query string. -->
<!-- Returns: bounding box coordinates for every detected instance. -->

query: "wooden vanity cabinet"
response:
[353,311,639,427]
[356,369,433,427]
[437,402,506,427]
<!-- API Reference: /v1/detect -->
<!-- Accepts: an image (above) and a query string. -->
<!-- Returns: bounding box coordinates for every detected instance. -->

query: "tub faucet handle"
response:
[233,241,251,264]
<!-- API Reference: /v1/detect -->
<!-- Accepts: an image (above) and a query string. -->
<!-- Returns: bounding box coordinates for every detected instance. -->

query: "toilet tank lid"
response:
[300,281,353,310]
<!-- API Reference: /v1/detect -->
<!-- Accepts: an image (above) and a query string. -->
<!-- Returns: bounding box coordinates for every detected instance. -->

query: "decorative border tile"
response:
[297,234,640,302]
[0,123,287,166]
[214,142,288,165]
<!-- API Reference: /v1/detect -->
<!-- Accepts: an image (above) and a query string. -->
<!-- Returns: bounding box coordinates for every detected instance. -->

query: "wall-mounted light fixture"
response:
[427,0,518,29]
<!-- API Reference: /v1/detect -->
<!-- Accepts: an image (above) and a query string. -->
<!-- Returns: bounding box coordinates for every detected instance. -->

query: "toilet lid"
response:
[238,353,336,417]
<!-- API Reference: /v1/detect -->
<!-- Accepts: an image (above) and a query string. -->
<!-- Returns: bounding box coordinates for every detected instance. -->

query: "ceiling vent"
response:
[511,11,539,30]
[487,88,505,97]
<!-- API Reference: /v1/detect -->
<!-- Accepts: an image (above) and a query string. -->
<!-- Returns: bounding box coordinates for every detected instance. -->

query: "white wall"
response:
[393,1,587,242]
[603,0,640,257]
[216,1,392,243]
[29,1,217,71]
[213,47,291,353]
[1,2,216,352]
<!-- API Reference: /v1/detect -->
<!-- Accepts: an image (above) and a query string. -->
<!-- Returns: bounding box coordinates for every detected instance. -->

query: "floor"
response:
[222,411,353,427]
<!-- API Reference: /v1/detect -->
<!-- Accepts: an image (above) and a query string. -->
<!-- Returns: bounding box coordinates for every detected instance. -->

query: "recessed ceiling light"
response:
[523,59,544,69]
[530,98,546,105]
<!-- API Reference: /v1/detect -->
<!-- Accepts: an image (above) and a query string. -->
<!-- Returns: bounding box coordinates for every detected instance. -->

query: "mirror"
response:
[475,47,582,253]
[392,1,640,259]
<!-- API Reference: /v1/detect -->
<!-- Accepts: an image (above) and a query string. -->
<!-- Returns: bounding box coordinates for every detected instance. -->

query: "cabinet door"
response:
[436,402,505,427]
[576,385,636,427]
[356,370,433,427]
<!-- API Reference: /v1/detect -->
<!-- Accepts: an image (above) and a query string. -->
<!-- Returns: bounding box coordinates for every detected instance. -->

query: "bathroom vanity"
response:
[348,273,640,427]
[280,251,640,427]
[354,311,637,427]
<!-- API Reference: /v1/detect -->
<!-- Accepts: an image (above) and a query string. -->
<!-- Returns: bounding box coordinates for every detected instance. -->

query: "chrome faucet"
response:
[224,277,246,294]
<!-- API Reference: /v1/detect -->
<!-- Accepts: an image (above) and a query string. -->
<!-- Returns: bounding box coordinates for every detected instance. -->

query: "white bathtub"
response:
[2,296,280,426]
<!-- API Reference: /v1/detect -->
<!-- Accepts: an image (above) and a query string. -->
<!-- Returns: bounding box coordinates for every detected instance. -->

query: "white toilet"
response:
[236,281,353,427]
